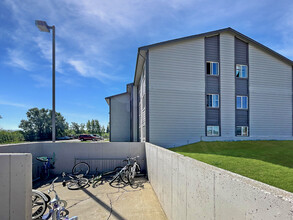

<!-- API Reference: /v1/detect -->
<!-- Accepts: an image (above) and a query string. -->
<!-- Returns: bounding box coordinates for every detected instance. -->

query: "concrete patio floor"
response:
[36,177,167,220]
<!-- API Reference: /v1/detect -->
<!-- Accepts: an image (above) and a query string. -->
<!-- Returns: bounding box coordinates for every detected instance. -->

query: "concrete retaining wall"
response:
[0,153,32,220]
[0,142,146,177]
[145,142,293,220]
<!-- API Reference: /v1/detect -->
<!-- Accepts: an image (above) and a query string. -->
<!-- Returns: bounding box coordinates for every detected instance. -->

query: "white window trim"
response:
[207,126,220,136]
[236,126,249,136]
[207,94,219,108]
[236,96,248,109]
[207,61,219,76]
[236,64,248,78]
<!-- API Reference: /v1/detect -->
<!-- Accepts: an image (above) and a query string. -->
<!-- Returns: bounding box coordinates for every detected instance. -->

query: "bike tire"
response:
[67,178,89,190]
[72,162,90,176]
[127,166,136,185]
[32,190,48,219]
[120,169,129,184]
[109,172,120,186]
[67,180,80,190]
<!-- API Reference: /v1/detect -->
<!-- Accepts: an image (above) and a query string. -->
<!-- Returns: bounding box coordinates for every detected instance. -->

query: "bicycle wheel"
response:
[78,177,89,188]
[32,190,47,219]
[120,169,129,184]
[127,167,136,185]
[67,180,80,190]
[109,172,121,186]
[72,162,90,176]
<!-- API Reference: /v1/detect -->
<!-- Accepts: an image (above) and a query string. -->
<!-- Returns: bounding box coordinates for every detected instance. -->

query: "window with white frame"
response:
[236,126,248,136]
[207,126,219,136]
[236,96,248,109]
[206,62,219,75]
[236,64,248,78]
[207,94,219,108]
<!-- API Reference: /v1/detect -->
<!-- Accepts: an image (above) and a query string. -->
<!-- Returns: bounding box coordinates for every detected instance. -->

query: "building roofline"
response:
[137,27,293,65]
[105,92,129,100]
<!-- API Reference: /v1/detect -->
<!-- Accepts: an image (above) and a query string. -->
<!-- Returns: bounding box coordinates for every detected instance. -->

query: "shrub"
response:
[0,130,25,144]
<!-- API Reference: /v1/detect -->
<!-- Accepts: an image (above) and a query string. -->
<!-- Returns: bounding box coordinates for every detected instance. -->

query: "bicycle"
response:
[109,156,140,187]
[127,156,141,185]
[32,190,50,219]
[36,153,56,180]
[42,177,78,220]
[89,166,123,188]
[62,172,89,190]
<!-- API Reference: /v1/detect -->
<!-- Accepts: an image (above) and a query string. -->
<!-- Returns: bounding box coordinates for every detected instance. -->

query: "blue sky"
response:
[0,0,293,130]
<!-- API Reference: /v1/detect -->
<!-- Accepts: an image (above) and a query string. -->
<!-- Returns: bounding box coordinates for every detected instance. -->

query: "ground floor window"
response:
[236,126,248,136]
[207,126,219,136]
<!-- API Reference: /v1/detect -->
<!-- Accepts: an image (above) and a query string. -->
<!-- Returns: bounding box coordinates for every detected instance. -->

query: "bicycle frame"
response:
[42,177,78,220]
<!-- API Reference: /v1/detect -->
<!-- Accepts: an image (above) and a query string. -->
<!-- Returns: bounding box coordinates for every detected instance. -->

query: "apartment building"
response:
[105,27,293,148]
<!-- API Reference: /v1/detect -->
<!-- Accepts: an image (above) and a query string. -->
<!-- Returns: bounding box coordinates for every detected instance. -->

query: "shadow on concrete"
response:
[81,187,126,220]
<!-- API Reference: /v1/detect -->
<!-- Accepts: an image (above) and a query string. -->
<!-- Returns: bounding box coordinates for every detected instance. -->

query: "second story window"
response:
[236,64,248,78]
[207,62,219,76]
[207,94,219,108]
[236,96,248,109]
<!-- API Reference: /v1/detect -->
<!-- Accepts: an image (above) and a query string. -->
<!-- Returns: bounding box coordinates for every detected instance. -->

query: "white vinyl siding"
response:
[249,44,292,137]
[149,37,205,148]
[220,33,235,137]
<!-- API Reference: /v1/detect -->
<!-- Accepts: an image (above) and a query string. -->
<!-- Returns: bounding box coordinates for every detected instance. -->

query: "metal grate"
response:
[75,158,145,174]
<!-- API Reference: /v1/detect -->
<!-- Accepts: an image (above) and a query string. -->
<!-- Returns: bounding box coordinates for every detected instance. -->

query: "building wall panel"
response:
[249,44,292,136]
[110,93,131,142]
[220,33,235,137]
[149,38,205,147]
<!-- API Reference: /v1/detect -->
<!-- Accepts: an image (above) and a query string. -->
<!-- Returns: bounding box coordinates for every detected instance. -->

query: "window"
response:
[236,96,248,109]
[207,94,219,108]
[236,126,248,136]
[207,126,219,136]
[236,65,248,78]
[207,62,219,75]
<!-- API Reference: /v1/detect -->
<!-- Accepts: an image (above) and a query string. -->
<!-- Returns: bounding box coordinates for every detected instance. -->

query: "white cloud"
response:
[6,49,32,71]
[67,59,120,83]
[0,100,30,108]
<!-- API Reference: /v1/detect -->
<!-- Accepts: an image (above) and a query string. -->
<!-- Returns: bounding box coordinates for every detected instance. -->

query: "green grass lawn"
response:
[171,141,293,193]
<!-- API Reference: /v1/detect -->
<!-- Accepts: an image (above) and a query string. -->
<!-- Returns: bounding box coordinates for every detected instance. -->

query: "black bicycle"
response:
[89,166,123,188]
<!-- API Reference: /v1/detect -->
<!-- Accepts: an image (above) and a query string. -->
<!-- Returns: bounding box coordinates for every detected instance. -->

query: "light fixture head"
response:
[35,20,50,32]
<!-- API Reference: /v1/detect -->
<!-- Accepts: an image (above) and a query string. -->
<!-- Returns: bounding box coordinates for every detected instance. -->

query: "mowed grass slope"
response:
[171,141,293,193]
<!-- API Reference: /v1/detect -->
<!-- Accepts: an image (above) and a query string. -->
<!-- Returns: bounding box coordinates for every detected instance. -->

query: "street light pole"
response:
[52,25,56,142]
[35,20,56,142]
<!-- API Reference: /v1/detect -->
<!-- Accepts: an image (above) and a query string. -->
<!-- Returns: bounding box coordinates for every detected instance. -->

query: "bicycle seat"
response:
[75,174,84,178]
[36,157,49,162]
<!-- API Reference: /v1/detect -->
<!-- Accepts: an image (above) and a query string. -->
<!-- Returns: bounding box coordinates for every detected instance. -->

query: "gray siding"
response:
[205,35,220,135]
[235,37,249,131]
[206,108,220,125]
[220,33,235,137]
[206,77,220,93]
[249,44,292,137]
[149,38,205,148]
[236,110,249,126]
[205,35,219,62]
[110,93,131,142]
[235,79,248,95]
[235,38,248,65]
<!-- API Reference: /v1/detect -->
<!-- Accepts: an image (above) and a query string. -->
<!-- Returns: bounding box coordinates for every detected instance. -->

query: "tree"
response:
[106,123,110,133]
[80,123,85,134]
[19,108,68,141]
[101,125,105,134]
[70,122,80,134]
[0,115,2,119]
[86,120,91,133]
